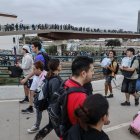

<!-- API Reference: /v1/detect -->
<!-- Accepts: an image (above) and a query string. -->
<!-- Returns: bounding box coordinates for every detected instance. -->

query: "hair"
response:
[72,56,93,76]
[127,48,135,55]
[75,94,109,130]
[109,50,116,57]
[34,61,44,71]
[47,58,60,78]
[23,48,29,53]
[32,41,42,51]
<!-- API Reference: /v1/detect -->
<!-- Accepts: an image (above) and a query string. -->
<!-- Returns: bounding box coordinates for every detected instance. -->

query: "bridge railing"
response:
[0,54,124,85]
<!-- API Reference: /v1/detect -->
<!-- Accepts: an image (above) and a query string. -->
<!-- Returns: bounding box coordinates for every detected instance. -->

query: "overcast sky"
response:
[0,0,140,31]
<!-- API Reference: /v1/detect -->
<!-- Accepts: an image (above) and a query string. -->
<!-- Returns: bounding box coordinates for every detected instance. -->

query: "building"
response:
[0,12,19,50]
[137,10,140,33]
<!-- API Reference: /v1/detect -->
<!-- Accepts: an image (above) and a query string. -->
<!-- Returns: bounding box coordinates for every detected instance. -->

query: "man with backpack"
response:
[120,48,139,106]
[40,56,94,140]
[102,50,118,98]
[21,41,50,113]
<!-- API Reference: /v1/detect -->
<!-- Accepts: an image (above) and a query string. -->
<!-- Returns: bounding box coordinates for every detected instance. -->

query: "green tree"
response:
[105,39,121,49]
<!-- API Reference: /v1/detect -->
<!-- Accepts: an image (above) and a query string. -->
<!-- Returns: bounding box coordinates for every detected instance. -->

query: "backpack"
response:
[34,75,62,112]
[135,55,140,77]
[102,59,119,75]
[121,56,139,78]
[38,52,50,71]
[8,46,23,78]
[47,82,86,138]
[129,112,140,137]
[8,66,23,78]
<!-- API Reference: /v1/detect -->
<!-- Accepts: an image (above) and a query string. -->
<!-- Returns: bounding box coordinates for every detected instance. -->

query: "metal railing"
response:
[0,54,124,85]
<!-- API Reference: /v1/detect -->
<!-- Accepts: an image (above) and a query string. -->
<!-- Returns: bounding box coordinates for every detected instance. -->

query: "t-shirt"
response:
[34,54,45,65]
[128,59,139,79]
[66,124,110,140]
[65,79,87,125]
[30,70,47,91]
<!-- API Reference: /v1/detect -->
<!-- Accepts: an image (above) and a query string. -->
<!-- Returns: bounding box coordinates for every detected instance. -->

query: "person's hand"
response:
[104,66,108,69]
[119,66,123,70]
[15,62,20,67]
[20,78,27,85]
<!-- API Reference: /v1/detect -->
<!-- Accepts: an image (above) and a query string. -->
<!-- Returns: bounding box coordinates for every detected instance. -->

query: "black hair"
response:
[72,56,93,76]
[32,41,42,51]
[47,58,60,78]
[109,50,116,56]
[75,94,109,130]
[127,48,135,55]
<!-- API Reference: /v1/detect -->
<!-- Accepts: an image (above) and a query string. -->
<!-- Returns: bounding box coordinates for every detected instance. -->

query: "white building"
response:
[0,12,19,50]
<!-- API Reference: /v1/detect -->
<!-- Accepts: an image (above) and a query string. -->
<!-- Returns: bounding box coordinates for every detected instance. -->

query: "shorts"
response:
[23,77,33,88]
[105,76,113,84]
[121,78,137,94]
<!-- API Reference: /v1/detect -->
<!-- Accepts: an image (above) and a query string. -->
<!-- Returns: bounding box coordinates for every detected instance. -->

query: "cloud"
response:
[0,0,139,31]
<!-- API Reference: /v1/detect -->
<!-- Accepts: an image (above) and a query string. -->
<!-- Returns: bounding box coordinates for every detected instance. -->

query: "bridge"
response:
[0,29,140,40]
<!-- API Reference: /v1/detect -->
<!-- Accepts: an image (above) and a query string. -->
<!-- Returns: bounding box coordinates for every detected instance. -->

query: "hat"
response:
[22,45,31,53]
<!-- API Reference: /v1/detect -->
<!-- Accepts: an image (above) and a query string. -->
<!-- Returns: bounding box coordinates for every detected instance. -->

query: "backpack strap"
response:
[66,87,86,95]
[130,56,137,67]
[38,52,50,71]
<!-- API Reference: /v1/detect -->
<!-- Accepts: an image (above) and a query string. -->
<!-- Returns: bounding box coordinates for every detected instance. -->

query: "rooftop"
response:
[0,12,17,18]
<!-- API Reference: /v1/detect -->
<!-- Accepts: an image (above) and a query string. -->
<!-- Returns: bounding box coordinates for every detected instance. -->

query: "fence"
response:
[0,54,123,85]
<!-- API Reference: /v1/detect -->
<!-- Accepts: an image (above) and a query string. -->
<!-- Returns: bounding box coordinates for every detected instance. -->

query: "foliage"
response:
[45,45,57,55]
[19,36,42,44]
[105,39,121,49]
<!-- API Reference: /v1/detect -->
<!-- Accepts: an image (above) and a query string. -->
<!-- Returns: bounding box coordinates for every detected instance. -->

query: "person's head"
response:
[108,50,116,58]
[22,45,31,54]
[75,94,109,130]
[47,58,62,78]
[126,48,135,57]
[72,56,94,84]
[34,61,44,76]
[31,41,42,54]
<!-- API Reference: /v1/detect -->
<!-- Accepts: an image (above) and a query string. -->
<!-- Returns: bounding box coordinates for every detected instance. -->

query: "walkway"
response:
[0,75,139,140]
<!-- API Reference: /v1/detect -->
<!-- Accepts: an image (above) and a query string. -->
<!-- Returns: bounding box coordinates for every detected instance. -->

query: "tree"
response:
[105,39,121,49]
[19,36,42,44]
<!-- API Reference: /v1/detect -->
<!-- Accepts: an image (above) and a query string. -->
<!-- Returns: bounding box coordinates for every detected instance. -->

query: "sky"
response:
[0,0,140,31]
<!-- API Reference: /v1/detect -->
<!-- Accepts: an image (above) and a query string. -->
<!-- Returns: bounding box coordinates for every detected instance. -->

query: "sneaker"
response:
[135,98,139,106]
[34,128,52,140]
[107,94,113,98]
[21,106,34,114]
[19,97,29,103]
[27,125,39,134]
[121,101,131,106]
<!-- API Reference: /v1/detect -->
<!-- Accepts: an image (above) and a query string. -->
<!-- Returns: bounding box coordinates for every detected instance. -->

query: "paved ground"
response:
[0,75,140,140]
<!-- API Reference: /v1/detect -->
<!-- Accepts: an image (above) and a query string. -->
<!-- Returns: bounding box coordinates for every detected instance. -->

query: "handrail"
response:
[0,54,124,85]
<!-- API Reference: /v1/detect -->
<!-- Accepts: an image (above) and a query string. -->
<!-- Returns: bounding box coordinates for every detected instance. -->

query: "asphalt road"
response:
[0,76,140,140]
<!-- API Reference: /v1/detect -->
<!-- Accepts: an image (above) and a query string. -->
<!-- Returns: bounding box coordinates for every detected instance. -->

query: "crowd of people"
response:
[0,23,137,34]
[15,40,140,140]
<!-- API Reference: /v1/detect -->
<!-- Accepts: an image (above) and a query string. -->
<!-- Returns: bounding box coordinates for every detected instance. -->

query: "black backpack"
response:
[136,56,140,76]
[47,82,86,138]
[8,66,23,78]
[38,52,50,71]
[34,75,62,112]
[102,59,119,75]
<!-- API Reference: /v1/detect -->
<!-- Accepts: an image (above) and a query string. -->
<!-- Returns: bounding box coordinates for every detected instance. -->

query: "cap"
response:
[22,45,31,53]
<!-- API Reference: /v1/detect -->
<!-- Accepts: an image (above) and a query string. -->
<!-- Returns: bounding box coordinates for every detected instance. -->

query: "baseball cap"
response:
[22,45,31,53]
